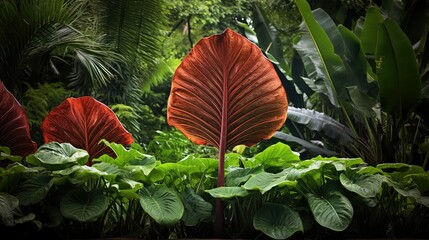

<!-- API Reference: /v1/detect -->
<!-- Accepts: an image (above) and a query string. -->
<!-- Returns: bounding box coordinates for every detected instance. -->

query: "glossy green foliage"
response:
[375,19,422,114]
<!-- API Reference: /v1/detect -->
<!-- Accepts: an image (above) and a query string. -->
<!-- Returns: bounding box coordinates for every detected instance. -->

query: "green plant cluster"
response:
[242,0,429,169]
[1,141,428,239]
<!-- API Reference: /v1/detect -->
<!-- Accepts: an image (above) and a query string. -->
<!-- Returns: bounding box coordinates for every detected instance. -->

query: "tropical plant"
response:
[41,96,134,165]
[0,83,428,238]
[0,0,121,100]
[167,28,288,236]
[240,0,429,169]
[0,81,37,158]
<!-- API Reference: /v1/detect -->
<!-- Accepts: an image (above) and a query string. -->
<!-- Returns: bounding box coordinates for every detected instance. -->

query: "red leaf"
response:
[41,96,134,164]
[0,81,37,157]
[167,28,288,151]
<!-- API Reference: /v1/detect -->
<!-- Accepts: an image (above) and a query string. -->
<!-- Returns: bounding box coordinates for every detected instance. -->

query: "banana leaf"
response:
[375,18,422,114]
[295,0,347,107]
[287,106,354,145]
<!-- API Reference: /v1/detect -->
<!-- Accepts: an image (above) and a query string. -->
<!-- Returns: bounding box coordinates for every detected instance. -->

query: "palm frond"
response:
[0,0,122,98]
[93,0,168,89]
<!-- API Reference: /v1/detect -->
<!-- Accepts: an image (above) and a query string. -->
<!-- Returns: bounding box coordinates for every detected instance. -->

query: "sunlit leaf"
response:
[167,28,288,150]
[205,186,249,199]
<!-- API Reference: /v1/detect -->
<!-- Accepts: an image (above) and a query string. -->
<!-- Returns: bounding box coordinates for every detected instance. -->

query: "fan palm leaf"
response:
[0,0,121,99]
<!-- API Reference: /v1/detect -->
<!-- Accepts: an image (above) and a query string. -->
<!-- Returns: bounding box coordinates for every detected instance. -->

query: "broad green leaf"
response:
[312,9,371,100]
[178,157,218,174]
[340,172,382,198]
[407,173,429,194]
[156,162,195,175]
[253,142,300,168]
[126,156,157,176]
[0,192,19,226]
[113,178,143,199]
[242,171,292,194]
[26,142,88,170]
[180,188,212,226]
[360,6,384,55]
[286,161,325,181]
[16,175,53,206]
[138,185,184,225]
[346,86,377,117]
[375,18,422,114]
[205,187,249,199]
[273,131,338,157]
[225,152,242,168]
[338,25,373,92]
[383,176,422,199]
[377,162,420,172]
[306,190,353,231]
[416,196,429,208]
[253,203,303,239]
[226,166,263,187]
[295,0,346,107]
[287,107,354,145]
[100,140,155,174]
[0,146,22,162]
[60,188,108,222]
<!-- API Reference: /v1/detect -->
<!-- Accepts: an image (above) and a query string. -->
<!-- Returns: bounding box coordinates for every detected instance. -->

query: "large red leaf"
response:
[41,96,133,164]
[167,28,288,152]
[0,81,37,157]
[167,29,288,235]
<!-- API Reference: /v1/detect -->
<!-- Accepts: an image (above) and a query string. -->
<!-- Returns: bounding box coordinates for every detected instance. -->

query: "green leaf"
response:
[100,140,154,171]
[226,166,263,187]
[116,179,143,199]
[360,6,384,55]
[252,4,290,73]
[287,107,354,144]
[273,131,338,157]
[177,157,218,174]
[340,172,382,198]
[253,203,303,239]
[253,142,300,168]
[180,188,212,226]
[26,142,88,170]
[242,171,293,194]
[346,86,377,117]
[205,187,249,199]
[0,146,22,162]
[306,190,353,231]
[295,0,346,107]
[375,18,422,114]
[60,188,108,222]
[0,192,19,226]
[17,175,53,206]
[138,185,184,225]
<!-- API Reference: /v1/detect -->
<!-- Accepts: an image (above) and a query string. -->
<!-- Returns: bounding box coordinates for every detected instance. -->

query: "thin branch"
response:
[167,19,185,37]
[187,16,193,48]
